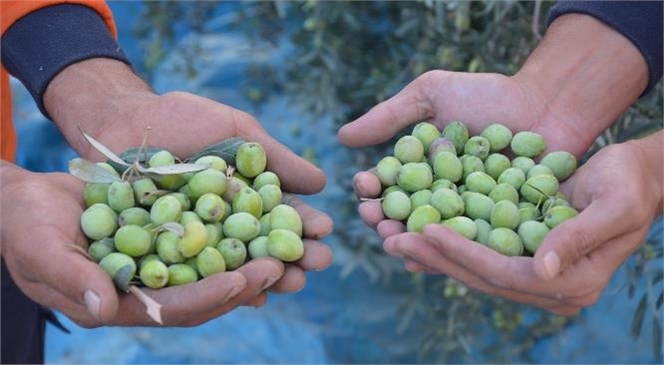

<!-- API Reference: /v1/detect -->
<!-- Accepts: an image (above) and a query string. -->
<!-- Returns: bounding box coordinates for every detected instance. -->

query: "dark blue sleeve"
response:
[548,1,663,96]
[1,4,132,119]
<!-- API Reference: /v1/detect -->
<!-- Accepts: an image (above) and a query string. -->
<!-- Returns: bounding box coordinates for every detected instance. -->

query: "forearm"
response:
[513,13,649,153]
[43,58,156,157]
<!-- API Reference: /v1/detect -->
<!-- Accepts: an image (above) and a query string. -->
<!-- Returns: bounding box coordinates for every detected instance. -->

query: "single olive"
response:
[267,229,304,262]
[196,246,227,277]
[480,123,513,152]
[236,142,267,178]
[406,205,441,233]
[80,203,118,241]
[217,238,247,270]
[487,228,523,256]
[442,216,477,240]
[394,135,425,164]
[382,190,412,221]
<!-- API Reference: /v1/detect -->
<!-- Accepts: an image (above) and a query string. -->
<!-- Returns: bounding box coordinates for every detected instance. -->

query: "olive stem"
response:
[128,285,163,325]
[359,198,383,202]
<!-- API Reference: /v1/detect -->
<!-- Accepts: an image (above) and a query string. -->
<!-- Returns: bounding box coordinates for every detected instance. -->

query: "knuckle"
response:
[571,227,598,260]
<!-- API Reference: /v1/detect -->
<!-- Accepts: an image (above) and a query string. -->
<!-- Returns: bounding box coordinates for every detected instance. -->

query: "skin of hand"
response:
[338,14,657,314]
[0,57,332,327]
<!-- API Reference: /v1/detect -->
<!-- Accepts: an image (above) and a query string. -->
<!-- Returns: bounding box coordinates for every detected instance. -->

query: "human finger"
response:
[358,201,385,229]
[338,75,436,147]
[384,232,581,315]
[284,194,333,240]
[353,171,382,199]
[532,196,641,281]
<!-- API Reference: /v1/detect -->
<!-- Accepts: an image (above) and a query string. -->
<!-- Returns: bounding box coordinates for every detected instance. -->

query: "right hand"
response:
[338,70,588,237]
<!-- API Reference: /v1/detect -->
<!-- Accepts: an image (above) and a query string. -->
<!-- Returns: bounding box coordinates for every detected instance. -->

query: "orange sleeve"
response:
[1,0,118,162]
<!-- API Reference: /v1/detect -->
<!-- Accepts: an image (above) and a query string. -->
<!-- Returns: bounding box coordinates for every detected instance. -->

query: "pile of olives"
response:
[375,121,580,256]
[77,141,304,291]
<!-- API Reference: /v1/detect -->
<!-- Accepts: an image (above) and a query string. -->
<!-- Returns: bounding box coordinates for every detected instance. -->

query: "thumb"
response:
[533,197,629,281]
[49,246,120,323]
[338,74,436,147]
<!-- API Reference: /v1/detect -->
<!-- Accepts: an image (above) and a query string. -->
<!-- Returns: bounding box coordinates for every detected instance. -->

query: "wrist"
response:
[512,14,649,156]
[43,58,158,158]
[628,130,664,214]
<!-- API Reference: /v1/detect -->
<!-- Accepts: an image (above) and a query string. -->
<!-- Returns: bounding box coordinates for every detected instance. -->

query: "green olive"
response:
[382,190,412,221]
[252,171,281,190]
[376,156,403,186]
[487,228,523,256]
[480,123,513,152]
[518,220,550,254]
[139,260,169,289]
[412,122,441,150]
[167,264,198,286]
[217,238,247,270]
[489,200,520,230]
[107,180,135,213]
[406,205,441,233]
[80,203,118,240]
[195,193,226,223]
[118,207,151,227]
[543,205,579,229]
[99,252,136,292]
[442,216,477,240]
[178,221,208,258]
[442,121,469,155]
[236,142,267,178]
[463,136,491,160]
[195,155,228,173]
[432,152,463,183]
[196,246,227,277]
[394,135,425,164]
[248,236,270,259]
[232,187,263,219]
[540,150,577,181]
[267,229,304,262]
[431,188,464,219]
[483,153,511,180]
[150,195,183,225]
[269,204,303,237]
[114,224,152,257]
[223,212,261,242]
[510,131,546,158]
[188,168,228,199]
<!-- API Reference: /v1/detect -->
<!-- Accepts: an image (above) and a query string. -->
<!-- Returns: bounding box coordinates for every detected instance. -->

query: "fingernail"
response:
[259,275,280,292]
[84,290,101,321]
[222,285,245,303]
[543,251,560,279]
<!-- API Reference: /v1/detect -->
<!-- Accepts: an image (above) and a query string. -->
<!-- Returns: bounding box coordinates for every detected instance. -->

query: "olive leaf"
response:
[68,158,122,183]
[158,222,185,237]
[80,129,130,167]
[108,147,165,174]
[129,285,163,325]
[654,318,662,360]
[187,137,246,165]
[141,163,210,175]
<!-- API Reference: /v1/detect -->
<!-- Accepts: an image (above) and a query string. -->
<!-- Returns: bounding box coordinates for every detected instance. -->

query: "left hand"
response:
[379,137,662,315]
[44,59,333,302]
